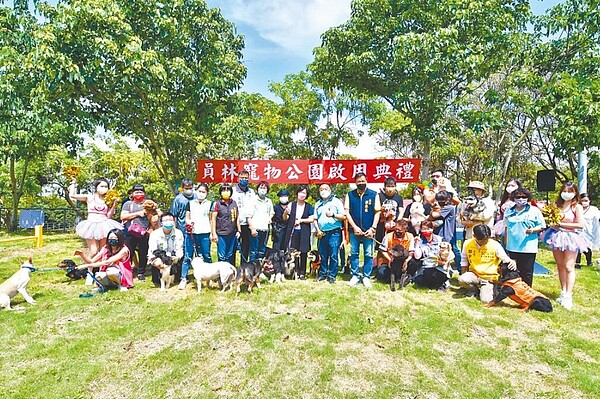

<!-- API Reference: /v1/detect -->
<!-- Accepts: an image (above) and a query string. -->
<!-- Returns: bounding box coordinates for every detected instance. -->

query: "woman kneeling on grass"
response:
[74,228,134,292]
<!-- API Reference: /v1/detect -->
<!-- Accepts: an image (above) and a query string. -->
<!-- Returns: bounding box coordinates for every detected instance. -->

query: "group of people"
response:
[68,170,599,310]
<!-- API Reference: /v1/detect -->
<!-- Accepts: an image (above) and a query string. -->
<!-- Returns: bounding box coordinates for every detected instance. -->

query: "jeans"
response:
[182,233,212,280]
[318,229,341,279]
[450,236,461,273]
[249,230,269,261]
[217,235,237,264]
[349,232,374,279]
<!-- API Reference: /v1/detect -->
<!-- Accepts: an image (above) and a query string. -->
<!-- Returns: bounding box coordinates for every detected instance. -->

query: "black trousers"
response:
[576,249,593,266]
[232,225,252,265]
[507,251,536,287]
[125,234,149,276]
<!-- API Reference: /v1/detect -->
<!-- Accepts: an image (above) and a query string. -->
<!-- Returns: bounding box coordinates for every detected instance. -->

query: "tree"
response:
[41,0,246,191]
[310,0,531,177]
[0,4,81,230]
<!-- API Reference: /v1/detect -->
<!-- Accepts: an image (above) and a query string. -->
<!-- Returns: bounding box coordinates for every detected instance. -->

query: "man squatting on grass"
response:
[459,224,517,303]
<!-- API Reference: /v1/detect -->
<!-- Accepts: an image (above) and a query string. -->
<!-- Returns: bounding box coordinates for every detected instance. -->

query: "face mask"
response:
[581,200,590,208]
[421,230,433,239]
[413,195,422,202]
[221,191,231,200]
[561,192,575,201]
[197,192,207,200]
[506,185,517,194]
[108,238,119,247]
[394,230,404,237]
[515,198,528,207]
[183,189,193,197]
[239,179,249,188]
[162,221,175,230]
[258,189,267,196]
[133,194,145,202]
[97,186,108,195]
[297,192,307,201]
[385,187,395,195]
[279,196,289,204]
[320,190,331,199]
[356,183,367,191]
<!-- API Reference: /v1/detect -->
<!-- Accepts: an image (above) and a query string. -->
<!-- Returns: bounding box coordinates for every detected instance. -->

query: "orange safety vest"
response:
[501,278,548,309]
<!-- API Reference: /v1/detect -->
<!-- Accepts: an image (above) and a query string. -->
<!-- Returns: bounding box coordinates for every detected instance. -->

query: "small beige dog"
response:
[0,258,36,310]
[437,241,456,276]
[192,257,236,292]
[148,250,176,291]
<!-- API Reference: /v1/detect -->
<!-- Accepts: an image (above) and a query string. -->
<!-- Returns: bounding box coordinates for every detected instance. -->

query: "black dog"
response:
[388,245,410,292]
[235,261,262,296]
[307,250,321,277]
[263,248,286,283]
[59,259,88,280]
[486,263,553,312]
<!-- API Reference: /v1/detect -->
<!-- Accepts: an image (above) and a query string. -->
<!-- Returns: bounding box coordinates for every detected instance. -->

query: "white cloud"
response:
[214,0,351,54]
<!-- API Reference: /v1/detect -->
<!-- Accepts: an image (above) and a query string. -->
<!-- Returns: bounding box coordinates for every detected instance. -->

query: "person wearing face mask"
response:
[272,190,290,250]
[121,184,155,281]
[575,193,600,268]
[493,178,523,238]
[313,183,346,283]
[74,228,133,292]
[459,224,517,303]
[179,183,213,289]
[412,220,451,292]
[231,169,256,265]
[503,187,545,287]
[403,186,432,236]
[378,219,417,280]
[282,185,313,279]
[171,178,197,283]
[429,190,461,274]
[375,177,404,252]
[541,182,592,310]
[211,184,241,264]
[345,172,381,288]
[147,212,184,287]
[459,180,497,240]
[70,178,122,259]
[248,181,274,262]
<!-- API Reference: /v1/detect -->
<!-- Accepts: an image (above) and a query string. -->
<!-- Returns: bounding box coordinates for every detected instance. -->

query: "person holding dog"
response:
[74,228,133,292]
[314,183,346,284]
[459,224,516,303]
[180,183,213,289]
[375,177,404,251]
[378,219,417,281]
[282,185,313,280]
[412,220,450,292]
[147,212,184,287]
[345,172,381,288]
[459,180,496,240]
[211,184,241,265]
[121,184,154,282]
[503,187,545,287]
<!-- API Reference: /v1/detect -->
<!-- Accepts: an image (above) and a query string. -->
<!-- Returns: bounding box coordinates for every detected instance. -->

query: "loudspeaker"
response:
[536,170,556,192]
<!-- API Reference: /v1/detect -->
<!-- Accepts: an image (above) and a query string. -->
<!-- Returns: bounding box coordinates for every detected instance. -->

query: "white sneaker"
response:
[348,276,361,287]
[561,294,573,310]
[363,278,373,289]
[91,287,101,293]
[118,285,128,292]
[85,274,94,286]
[556,291,565,304]
[178,279,187,290]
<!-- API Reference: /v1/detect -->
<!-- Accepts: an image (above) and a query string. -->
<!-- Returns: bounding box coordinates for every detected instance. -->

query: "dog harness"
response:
[500,278,548,308]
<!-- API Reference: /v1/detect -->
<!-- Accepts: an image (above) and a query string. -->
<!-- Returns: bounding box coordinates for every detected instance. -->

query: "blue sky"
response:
[206,0,563,98]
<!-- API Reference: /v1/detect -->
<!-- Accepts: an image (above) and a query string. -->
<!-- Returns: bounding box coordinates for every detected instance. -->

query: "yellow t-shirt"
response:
[463,238,503,281]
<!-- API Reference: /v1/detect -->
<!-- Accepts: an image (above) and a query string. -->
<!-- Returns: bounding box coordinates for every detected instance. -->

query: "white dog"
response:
[410,201,426,233]
[191,257,236,292]
[0,258,36,310]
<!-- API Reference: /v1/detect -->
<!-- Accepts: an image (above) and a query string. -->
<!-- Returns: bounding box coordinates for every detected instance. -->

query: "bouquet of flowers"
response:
[541,204,562,227]
[104,189,121,205]
[62,165,80,181]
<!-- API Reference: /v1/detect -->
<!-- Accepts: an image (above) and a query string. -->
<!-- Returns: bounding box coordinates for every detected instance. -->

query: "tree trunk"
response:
[8,156,28,232]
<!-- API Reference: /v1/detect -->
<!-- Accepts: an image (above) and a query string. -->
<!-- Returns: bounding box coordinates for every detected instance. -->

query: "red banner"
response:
[196,159,421,184]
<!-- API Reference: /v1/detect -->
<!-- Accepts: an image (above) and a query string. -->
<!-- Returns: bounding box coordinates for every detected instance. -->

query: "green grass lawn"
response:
[1,233,600,399]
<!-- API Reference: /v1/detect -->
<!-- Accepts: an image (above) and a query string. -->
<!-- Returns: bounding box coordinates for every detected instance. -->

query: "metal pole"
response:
[578,150,588,194]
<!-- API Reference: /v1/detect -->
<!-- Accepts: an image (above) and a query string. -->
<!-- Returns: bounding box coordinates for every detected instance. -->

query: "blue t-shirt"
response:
[315,196,344,232]
[504,204,546,253]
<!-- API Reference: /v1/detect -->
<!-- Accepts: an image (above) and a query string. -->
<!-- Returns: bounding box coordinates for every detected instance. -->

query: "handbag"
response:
[128,222,148,237]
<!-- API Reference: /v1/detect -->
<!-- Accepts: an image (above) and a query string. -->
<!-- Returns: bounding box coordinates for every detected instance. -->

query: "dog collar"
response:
[22,265,36,272]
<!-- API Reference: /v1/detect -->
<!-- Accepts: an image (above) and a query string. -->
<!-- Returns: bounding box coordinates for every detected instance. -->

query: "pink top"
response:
[561,206,576,224]
[97,245,133,288]
[87,194,115,222]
